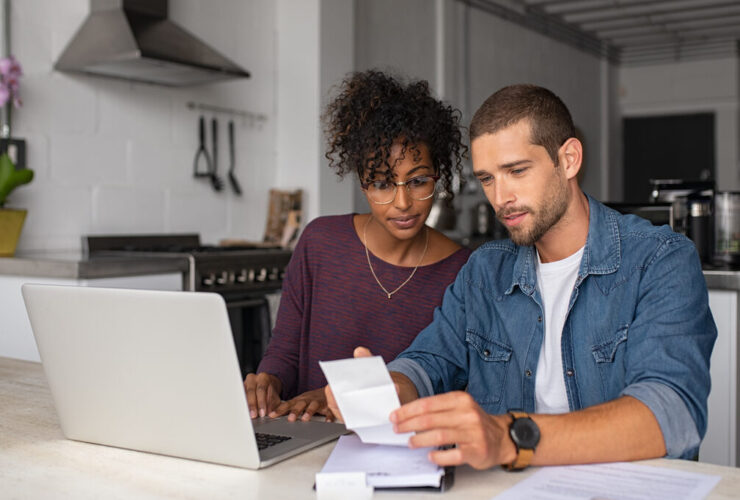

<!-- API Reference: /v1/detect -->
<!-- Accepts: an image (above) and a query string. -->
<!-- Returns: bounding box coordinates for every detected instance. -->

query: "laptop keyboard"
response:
[255,432,293,450]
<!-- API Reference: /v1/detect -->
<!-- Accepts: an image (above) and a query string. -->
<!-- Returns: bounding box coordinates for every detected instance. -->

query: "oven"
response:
[84,234,292,377]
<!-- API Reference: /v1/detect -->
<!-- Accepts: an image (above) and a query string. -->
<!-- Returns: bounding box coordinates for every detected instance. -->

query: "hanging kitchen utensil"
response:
[210,118,224,191]
[227,120,242,195]
[193,116,213,179]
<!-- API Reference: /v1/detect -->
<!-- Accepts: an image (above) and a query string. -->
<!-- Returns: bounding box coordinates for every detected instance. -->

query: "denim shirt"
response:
[388,195,717,459]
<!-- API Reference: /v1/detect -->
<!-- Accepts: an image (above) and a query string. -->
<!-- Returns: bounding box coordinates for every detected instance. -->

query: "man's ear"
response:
[558,137,583,181]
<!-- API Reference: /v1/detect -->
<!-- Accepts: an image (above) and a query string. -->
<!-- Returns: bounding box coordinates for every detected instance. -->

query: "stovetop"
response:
[84,234,293,293]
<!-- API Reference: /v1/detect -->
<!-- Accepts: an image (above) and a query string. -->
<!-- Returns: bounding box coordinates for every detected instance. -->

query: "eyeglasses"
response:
[361,175,440,205]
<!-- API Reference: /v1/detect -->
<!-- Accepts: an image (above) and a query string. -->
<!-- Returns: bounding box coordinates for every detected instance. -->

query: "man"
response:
[327,84,716,470]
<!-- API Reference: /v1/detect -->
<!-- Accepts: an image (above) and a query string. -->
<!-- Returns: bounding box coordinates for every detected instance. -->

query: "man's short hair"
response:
[470,84,576,163]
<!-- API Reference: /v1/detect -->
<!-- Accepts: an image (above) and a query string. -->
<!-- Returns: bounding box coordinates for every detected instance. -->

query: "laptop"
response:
[21,284,346,469]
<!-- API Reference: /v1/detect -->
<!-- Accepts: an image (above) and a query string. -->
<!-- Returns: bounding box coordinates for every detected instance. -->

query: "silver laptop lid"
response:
[22,284,261,469]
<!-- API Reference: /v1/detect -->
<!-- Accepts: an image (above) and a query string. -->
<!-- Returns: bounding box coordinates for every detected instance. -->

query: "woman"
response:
[244,70,471,422]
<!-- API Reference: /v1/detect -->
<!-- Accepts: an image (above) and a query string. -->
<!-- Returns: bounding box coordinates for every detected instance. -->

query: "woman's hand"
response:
[244,372,282,418]
[268,388,336,422]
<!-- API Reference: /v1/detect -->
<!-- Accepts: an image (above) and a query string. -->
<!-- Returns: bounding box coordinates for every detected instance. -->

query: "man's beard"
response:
[499,179,569,247]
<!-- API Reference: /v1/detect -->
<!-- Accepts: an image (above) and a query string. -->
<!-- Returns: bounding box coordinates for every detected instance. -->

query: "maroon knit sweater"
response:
[257,214,471,399]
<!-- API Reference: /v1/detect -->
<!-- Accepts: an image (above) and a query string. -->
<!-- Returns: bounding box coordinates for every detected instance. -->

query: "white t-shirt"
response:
[534,246,584,414]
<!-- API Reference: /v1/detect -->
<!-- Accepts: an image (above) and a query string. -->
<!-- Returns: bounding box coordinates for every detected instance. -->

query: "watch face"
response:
[510,417,540,449]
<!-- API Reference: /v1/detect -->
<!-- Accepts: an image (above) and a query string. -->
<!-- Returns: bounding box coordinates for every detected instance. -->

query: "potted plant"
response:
[0,55,31,257]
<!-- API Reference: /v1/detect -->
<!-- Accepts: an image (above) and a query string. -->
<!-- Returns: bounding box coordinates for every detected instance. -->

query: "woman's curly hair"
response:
[323,70,466,202]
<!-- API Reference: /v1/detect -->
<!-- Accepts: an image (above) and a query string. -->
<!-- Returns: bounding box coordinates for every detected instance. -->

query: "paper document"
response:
[318,434,444,489]
[493,462,721,500]
[319,356,413,445]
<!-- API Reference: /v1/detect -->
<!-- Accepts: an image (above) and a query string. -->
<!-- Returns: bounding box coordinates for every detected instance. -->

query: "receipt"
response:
[319,356,413,446]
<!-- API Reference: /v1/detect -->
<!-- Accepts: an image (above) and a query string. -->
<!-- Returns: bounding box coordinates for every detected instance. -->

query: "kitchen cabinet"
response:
[0,252,186,362]
[699,271,740,467]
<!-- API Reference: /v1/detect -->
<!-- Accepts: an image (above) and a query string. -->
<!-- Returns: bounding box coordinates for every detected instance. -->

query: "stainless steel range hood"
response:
[55,0,250,87]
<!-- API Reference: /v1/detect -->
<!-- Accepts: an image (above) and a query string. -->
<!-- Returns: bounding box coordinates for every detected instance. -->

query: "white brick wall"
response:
[9,0,279,251]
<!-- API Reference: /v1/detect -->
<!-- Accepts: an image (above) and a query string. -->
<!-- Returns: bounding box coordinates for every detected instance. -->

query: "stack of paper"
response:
[319,434,444,488]
[317,356,447,494]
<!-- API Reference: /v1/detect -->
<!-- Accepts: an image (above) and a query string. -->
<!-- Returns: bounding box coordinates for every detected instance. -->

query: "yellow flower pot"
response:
[0,208,27,256]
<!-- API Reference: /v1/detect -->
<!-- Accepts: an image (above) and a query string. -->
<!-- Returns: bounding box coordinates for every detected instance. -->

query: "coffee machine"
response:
[649,179,715,263]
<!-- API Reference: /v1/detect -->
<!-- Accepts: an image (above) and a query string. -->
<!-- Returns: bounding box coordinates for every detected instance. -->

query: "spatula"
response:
[227,120,242,195]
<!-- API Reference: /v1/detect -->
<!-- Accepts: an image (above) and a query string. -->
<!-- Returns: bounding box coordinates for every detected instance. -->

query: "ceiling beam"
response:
[542,0,667,16]
[611,25,740,46]
[625,48,737,61]
[595,14,740,39]
[579,4,740,31]
[562,0,739,24]
[621,46,738,65]
[621,39,736,55]
[519,0,564,6]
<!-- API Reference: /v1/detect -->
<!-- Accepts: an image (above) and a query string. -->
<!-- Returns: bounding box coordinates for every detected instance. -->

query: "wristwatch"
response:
[503,410,540,471]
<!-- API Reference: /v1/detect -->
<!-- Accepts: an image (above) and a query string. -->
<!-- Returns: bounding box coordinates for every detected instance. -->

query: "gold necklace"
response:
[362,215,429,299]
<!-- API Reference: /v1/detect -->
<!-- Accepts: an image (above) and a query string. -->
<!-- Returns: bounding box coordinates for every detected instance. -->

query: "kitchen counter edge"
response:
[0,254,189,280]
[704,269,740,291]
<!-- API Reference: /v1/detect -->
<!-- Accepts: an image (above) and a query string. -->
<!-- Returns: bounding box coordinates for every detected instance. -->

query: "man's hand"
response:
[244,372,282,418]
[390,391,516,470]
[268,388,336,422]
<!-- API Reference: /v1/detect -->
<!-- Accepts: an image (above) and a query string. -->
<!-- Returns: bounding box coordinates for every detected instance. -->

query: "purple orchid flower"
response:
[0,55,21,77]
[0,55,22,109]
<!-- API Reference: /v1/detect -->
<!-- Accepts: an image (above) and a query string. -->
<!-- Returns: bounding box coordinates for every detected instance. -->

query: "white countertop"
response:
[0,251,189,279]
[2,356,739,499]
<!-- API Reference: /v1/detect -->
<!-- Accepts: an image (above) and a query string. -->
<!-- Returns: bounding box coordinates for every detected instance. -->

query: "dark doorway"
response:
[622,113,715,202]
